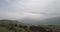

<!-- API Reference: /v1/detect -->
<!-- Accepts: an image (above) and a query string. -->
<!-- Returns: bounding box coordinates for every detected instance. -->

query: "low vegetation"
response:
[0,20,60,32]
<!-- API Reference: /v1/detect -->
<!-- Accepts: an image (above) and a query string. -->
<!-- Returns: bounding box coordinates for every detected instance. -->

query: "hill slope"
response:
[0,27,14,32]
[35,17,60,26]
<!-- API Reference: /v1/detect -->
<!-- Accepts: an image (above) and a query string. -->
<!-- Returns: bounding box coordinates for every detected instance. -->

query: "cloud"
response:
[0,0,60,20]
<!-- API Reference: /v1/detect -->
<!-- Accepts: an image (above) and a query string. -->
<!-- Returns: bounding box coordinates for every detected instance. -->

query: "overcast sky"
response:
[0,0,60,20]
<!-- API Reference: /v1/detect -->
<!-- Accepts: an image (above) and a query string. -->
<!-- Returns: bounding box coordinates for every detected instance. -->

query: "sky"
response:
[0,0,60,20]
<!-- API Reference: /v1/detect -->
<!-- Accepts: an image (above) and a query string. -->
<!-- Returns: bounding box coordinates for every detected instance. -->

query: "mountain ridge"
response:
[34,17,60,26]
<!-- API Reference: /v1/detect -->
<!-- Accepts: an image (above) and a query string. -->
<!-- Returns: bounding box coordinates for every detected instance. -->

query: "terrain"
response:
[0,20,60,32]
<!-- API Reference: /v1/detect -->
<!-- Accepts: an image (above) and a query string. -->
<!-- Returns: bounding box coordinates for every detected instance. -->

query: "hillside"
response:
[0,20,30,32]
[0,27,14,32]
[18,17,60,26]
[33,17,60,26]
[0,20,60,32]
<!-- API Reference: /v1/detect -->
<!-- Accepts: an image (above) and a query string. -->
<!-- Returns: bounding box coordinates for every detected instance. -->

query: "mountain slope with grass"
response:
[0,27,14,32]
[0,19,60,32]
[0,20,29,32]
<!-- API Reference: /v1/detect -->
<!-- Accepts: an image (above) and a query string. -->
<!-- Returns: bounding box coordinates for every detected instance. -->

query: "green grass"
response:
[40,25,60,29]
[0,27,30,32]
[0,20,60,32]
[0,27,14,32]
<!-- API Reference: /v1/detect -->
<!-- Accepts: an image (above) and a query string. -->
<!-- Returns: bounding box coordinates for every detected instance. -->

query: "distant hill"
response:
[0,20,31,32]
[18,16,60,26]
[0,19,60,30]
[0,19,32,26]
[34,17,60,26]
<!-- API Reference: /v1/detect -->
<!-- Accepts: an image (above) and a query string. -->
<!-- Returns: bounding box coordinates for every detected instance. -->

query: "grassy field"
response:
[0,27,14,32]
[40,25,60,29]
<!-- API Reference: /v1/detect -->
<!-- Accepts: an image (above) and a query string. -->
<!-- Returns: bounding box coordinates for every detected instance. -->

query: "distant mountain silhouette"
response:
[18,16,60,26]
[34,17,60,26]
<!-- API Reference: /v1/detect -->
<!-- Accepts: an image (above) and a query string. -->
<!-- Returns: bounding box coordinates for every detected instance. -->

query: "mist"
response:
[0,0,60,25]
